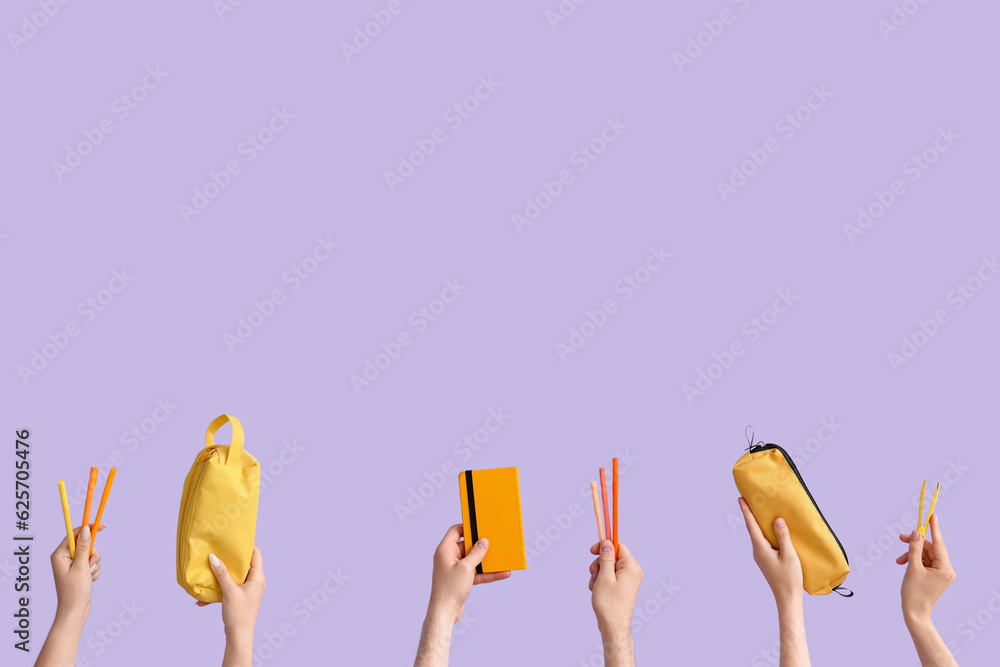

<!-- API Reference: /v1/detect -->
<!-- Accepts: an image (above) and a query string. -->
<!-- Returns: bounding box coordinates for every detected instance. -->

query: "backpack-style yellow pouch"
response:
[733,441,852,596]
[177,415,260,602]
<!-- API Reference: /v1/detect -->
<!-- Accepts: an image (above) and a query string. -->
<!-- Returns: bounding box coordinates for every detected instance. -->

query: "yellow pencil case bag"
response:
[177,414,260,602]
[733,442,852,597]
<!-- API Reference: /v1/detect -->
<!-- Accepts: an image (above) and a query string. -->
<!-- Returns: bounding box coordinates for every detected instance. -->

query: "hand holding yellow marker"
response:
[58,481,75,559]
[917,480,941,537]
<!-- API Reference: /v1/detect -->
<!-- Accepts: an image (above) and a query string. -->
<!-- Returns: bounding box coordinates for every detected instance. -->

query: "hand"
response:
[588,540,643,635]
[49,525,104,624]
[897,514,956,624]
[738,498,803,607]
[199,547,266,640]
[427,524,510,624]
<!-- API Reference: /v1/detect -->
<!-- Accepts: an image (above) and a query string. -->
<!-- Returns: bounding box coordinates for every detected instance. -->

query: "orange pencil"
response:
[590,481,605,541]
[90,468,116,556]
[599,467,612,547]
[82,467,98,531]
[612,458,619,558]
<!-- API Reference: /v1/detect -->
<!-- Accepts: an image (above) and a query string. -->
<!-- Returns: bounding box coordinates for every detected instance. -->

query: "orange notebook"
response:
[458,467,527,573]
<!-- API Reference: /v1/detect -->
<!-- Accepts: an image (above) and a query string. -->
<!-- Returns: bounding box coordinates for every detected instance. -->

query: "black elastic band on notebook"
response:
[833,586,854,598]
[464,470,483,575]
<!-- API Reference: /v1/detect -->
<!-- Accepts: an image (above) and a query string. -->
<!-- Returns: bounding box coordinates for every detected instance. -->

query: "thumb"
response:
[906,531,925,572]
[773,518,796,556]
[73,525,92,568]
[462,538,489,569]
[208,553,238,595]
[597,540,616,579]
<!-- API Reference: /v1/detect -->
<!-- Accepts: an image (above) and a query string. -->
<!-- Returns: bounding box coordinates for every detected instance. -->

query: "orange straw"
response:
[590,481,605,541]
[599,467,612,547]
[90,468,116,556]
[612,458,619,558]
[82,467,98,531]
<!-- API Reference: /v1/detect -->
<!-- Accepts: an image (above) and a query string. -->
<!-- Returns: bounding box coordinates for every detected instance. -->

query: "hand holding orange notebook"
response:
[458,467,526,573]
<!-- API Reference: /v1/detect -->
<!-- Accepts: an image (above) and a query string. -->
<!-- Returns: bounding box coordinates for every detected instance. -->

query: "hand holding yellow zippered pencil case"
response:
[177,415,259,602]
[733,439,851,597]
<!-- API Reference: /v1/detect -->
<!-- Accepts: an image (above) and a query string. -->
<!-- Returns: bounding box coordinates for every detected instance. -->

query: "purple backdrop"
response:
[3,1,998,665]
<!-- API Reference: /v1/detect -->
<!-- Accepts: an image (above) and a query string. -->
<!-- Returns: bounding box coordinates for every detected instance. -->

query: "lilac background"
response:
[3,1,999,665]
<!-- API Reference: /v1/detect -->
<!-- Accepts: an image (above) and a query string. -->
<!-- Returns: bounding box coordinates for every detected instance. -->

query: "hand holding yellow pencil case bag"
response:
[177,415,260,602]
[733,438,852,597]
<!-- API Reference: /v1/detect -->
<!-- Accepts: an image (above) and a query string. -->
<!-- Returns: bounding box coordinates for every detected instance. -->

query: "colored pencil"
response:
[917,480,926,535]
[612,458,619,558]
[926,482,940,530]
[591,481,605,541]
[90,468,116,556]
[599,467,612,547]
[58,481,76,559]
[82,467,98,532]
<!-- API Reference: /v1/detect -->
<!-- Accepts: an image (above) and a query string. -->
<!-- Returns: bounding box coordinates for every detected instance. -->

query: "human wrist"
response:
[774,591,803,618]
[597,615,632,643]
[903,607,933,631]
[53,603,88,631]
[224,622,255,648]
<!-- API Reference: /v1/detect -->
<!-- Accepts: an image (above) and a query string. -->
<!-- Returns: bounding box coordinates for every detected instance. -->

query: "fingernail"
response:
[601,542,613,553]
[208,553,221,567]
[775,518,785,528]
[911,530,920,541]
[80,525,90,541]
[90,564,98,574]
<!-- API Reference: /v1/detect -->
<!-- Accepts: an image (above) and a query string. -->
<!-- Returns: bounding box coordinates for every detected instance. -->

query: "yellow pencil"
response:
[591,481,605,542]
[917,479,926,534]
[90,468,116,556]
[925,482,941,532]
[58,481,76,559]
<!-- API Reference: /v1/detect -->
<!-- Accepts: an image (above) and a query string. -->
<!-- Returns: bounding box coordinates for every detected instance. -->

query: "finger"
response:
[208,553,238,596]
[442,524,463,545]
[738,498,769,550]
[928,514,950,566]
[589,557,600,581]
[73,525,92,568]
[473,570,510,585]
[461,537,489,570]
[899,533,912,544]
[906,531,925,573]
[596,540,616,580]
[896,551,909,565]
[90,563,101,581]
[773,518,796,556]
[245,546,265,583]
[588,576,596,592]
[590,542,601,556]
[615,542,637,571]
[89,550,101,570]
[196,601,212,607]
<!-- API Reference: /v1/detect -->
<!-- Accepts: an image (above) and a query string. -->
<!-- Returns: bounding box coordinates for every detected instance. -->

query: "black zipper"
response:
[749,443,849,566]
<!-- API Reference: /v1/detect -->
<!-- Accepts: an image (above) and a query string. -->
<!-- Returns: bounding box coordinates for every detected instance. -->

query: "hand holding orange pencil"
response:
[591,458,620,560]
